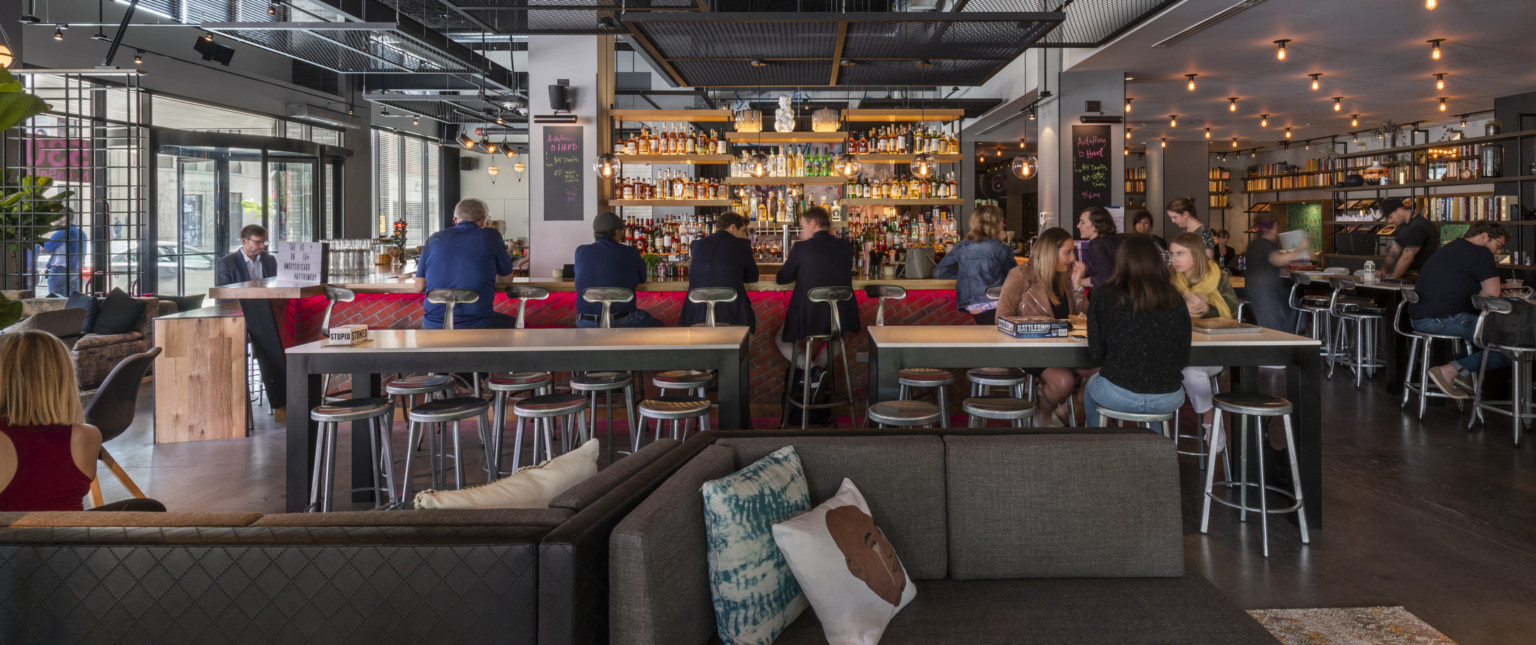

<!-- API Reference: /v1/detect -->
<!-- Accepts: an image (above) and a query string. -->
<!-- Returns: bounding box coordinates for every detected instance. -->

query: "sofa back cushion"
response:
[93,289,147,335]
[717,435,948,581]
[944,433,1184,580]
[550,438,678,511]
[609,444,736,645]
[3,307,86,339]
[250,508,574,528]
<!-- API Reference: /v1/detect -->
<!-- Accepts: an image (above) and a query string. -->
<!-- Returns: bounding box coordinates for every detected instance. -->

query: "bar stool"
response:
[307,397,396,512]
[570,372,637,462]
[1397,289,1469,419]
[505,285,550,329]
[385,374,454,418]
[782,286,858,430]
[1467,296,1536,446]
[966,367,1029,398]
[582,287,635,328]
[487,372,556,477]
[1288,274,1335,350]
[1174,369,1228,471]
[401,397,492,497]
[865,284,907,327]
[687,287,740,327]
[511,393,590,465]
[318,286,356,402]
[962,396,1036,428]
[427,288,484,396]
[1199,392,1309,558]
[638,395,712,441]
[867,400,943,428]
[1327,277,1387,389]
[865,283,953,425]
[1097,407,1175,439]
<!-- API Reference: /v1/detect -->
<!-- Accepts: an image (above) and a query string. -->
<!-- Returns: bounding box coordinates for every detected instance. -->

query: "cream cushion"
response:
[413,438,599,509]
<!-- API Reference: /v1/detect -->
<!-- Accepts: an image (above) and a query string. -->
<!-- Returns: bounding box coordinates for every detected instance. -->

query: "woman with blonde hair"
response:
[934,204,1017,324]
[0,330,162,511]
[1168,232,1239,451]
[997,227,1096,425]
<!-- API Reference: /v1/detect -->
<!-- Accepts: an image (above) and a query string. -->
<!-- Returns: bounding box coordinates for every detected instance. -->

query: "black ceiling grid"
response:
[440,0,702,36]
[622,12,1064,88]
[958,0,1179,48]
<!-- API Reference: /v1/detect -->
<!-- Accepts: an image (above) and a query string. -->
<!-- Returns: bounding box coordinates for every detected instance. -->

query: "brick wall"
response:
[282,289,978,405]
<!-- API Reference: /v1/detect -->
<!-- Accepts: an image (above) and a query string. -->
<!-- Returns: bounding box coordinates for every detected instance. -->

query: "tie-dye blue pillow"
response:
[701,446,813,644]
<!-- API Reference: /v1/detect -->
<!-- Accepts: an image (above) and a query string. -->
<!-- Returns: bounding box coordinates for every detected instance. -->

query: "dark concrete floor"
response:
[97,373,1536,644]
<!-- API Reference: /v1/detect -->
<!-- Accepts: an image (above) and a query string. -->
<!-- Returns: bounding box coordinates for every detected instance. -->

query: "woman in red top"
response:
[0,330,103,511]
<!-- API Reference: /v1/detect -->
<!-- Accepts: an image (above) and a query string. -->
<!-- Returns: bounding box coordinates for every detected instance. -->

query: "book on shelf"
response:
[1422,194,1517,222]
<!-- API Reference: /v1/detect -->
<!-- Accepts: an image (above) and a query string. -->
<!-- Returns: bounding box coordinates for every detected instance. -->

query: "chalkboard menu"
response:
[1070,125,1112,224]
[542,126,584,221]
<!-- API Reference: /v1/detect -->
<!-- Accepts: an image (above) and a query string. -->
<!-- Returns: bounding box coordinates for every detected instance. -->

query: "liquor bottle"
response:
[895,125,908,153]
[945,172,957,198]
[625,131,638,155]
[846,132,858,154]
[858,131,870,154]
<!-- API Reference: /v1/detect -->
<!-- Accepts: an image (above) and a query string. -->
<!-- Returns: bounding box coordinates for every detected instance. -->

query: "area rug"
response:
[1248,606,1456,644]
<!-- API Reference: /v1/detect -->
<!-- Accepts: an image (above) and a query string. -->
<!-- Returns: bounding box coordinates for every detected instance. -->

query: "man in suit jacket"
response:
[215,224,287,420]
[776,206,859,364]
[215,224,278,287]
[678,212,758,332]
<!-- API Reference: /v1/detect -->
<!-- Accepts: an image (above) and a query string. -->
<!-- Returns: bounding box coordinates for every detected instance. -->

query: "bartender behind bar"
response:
[414,198,515,329]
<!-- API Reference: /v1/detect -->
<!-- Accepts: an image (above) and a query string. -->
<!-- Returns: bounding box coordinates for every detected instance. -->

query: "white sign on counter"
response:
[277,241,329,283]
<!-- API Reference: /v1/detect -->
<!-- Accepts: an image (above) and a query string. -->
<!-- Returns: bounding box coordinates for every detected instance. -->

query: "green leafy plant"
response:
[642,253,662,279]
[0,172,76,287]
[0,291,20,329]
[0,67,50,132]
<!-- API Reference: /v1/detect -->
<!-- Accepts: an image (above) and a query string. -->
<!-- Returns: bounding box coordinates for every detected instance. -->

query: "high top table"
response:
[867,325,1325,528]
[284,327,752,512]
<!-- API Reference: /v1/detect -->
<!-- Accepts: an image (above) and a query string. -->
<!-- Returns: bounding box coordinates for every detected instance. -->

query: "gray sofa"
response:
[0,437,706,644]
[610,430,1277,644]
[1,297,161,391]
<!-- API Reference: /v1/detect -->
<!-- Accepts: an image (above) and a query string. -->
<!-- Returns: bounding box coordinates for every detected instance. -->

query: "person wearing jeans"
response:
[1407,220,1508,398]
[574,211,664,329]
[1082,234,1192,427]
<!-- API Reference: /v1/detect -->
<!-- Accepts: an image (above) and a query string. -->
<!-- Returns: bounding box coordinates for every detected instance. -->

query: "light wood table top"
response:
[287,326,752,355]
[867,324,1320,348]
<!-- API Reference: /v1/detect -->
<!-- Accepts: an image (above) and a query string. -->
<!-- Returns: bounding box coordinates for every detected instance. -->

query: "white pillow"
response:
[413,438,598,509]
[772,478,916,645]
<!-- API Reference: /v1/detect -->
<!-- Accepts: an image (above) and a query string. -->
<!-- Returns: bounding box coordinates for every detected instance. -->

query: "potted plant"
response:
[1486,119,1503,137]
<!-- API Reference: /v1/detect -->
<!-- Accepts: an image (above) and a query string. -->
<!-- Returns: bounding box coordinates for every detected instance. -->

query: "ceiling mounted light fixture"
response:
[1010,155,1035,179]
[1309,73,1322,90]
[1228,97,1238,112]
[457,132,475,149]
[1204,127,1211,139]
[749,59,767,68]
[1126,127,1133,140]
[484,140,498,155]
[593,154,621,179]
[1232,137,1239,148]
[503,143,514,159]
[1169,114,1178,127]
[1160,138,1167,148]
[53,25,65,41]
[1427,0,1436,8]
[915,59,933,68]
[1459,114,1468,127]
[1186,74,1198,91]
[412,117,419,125]
[488,163,498,177]
[1438,96,1448,111]
[1274,39,1289,60]
[268,1,279,16]
[1429,39,1443,60]
[203,33,213,43]
[911,152,937,178]
[1434,73,1445,90]
[1284,127,1292,138]
[1260,114,1269,127]
[840,59,855,67]
[1350,114,1359,127]
[1353,133,1359,142]
[1125,97,1133,112]
[133,50,143,65]
[748,151,771,178]
[1332,97,1343,111]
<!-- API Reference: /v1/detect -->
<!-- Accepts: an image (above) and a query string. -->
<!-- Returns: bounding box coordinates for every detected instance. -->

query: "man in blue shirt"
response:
[414,198,515,329]
[41,210,88,297]
[574,212,662,328]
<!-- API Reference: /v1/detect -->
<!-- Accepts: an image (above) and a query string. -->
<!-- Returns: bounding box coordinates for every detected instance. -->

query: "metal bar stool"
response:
[782,286,859,430]
[308,398,396,512]
[385,374,454,419]
[868,400,943,428]
[401,397,492,498]
[1397,289,1469,419]
[1173,369,1230,471]
[638,395,712,441]
[962,396,1036,428]
[1097,407,1175,438]
[511,393,590,466]
[570,372,637,462]
[1288,274,1337,356]
[1327,277,1387,389]
[967,367,1029,398]
[1467,296,1536,446]
[488,372,556,477]
[582,287,635,328]
[1199,392,1309,558]
[318,286,355,402]
[865,283,953,425]
[505,285,550,329]
[427,288,485,396]
[866,284,907,327]
[687,287,740,327]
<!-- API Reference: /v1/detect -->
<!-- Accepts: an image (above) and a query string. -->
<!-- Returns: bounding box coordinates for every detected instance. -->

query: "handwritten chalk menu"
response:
[543,126,585,221]
[276,241,328,283]
[1071,125,1113,224]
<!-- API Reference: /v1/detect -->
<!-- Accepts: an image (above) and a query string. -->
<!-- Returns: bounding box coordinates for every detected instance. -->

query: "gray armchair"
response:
[3,299,159,391]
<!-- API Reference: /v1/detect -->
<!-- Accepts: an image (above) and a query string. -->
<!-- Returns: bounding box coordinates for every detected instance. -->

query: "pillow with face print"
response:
[771,478,916,645]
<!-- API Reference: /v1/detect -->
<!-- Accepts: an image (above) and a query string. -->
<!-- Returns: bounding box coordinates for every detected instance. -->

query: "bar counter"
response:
[206,275,968,408]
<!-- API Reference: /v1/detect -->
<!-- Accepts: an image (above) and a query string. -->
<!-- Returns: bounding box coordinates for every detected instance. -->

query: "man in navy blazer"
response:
[215,224,278,287]
[776,206,859,364]
[678,212,758,332]
[215,224,287,420]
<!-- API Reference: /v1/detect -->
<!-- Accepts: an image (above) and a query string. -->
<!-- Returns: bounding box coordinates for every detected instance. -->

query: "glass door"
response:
[268,156,316,244]
[154,151,226,296]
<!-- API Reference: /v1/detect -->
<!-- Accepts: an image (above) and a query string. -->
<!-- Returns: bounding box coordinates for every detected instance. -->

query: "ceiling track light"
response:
[1228,97,1238,112]
[1434,73,1445,90]
[915,59,933,68]
[1438,97,1448,111]
[1332,97,1343,111]
[749,59,768,68]
[1308,73,1321,91]
[412,117,419,125]
[1459,114,1468,127]
[1274,39,1289,61]
[1169,114,1178,127]
[1260,114,1269,127]
[457,132,475,149]
[1350,114,1359,127]
[133,50,143,65]
[268,1,279,16]
[53,25,65,41]
[1429,39,1443,60]
[1186,74,1198,91]
[204,33,214,43]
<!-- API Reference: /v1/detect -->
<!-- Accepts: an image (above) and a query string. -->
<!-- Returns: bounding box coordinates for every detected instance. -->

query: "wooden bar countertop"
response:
[210,275,959,298]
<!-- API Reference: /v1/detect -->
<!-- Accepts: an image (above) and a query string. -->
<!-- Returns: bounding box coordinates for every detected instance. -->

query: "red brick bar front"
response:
[278,288,977,406]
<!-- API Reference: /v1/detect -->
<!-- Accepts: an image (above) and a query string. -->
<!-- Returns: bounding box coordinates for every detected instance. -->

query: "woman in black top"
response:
[1075,206,1121,290]
[1212,229,1237,271]
[1244,215,1309,333]
[1083,234,1192,424]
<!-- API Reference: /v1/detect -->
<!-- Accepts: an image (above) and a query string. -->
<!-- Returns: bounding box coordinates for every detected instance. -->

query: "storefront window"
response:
[373,129,441,246]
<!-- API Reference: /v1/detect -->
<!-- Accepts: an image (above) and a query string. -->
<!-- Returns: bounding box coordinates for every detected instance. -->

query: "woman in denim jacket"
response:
[933,205,1017,324]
